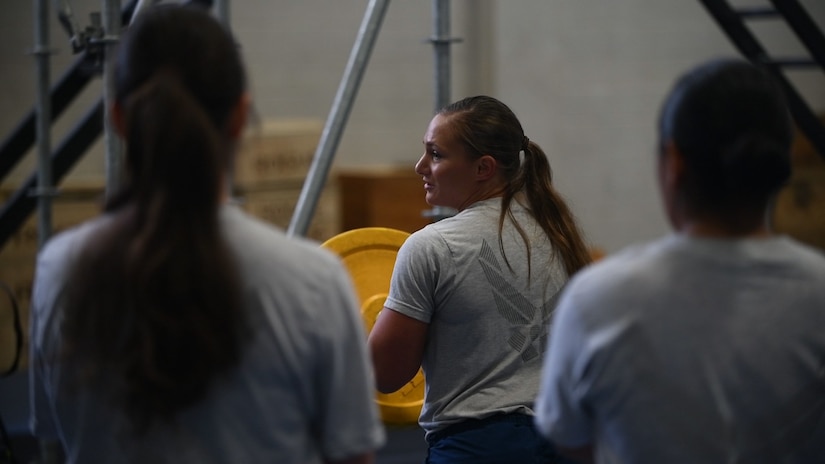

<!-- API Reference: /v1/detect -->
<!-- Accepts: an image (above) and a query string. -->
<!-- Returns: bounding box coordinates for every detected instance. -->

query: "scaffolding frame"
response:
[5,0,459,247]
[288,0,460,236]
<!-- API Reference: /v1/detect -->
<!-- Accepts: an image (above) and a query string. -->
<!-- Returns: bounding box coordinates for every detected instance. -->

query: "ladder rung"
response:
[735,7,780,19]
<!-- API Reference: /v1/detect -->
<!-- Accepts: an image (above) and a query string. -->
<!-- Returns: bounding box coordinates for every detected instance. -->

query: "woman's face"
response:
[415,114,480,210]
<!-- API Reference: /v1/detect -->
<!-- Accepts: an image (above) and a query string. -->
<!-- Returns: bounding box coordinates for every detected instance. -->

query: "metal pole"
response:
[34,0,53,248]
[214,0,230,26]
[34,12,60,464]
[287,0,391,237]
[130,0,155,22]
[102,0,123,198]
[432,0,451,112]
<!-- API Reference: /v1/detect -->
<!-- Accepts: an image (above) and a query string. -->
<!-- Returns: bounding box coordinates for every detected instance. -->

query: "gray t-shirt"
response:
[536,233,825,464]
[385,197,568,437]
[30,204,385,464]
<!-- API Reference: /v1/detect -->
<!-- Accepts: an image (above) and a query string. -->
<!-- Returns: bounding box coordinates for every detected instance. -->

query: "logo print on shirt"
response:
[478,239,557,362]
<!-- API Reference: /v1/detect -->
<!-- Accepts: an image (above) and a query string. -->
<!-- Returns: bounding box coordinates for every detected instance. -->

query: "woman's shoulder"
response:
[38,215,111,262]
[220,204,343,275]
[568,237,676,291]
[402,221,456,253]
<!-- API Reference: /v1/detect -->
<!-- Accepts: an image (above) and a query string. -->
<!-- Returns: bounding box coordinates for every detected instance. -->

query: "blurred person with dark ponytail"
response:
[535,58,825,464]
[369,95,591,463]
[28,5,384,463]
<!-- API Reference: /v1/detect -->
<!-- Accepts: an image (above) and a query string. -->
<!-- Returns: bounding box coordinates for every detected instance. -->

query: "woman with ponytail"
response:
[369,95,591,462]
[29,5,383,463]
[535,58,825,463]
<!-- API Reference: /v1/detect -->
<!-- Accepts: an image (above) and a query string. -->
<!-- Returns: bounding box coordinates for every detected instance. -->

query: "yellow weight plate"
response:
[321,227,425,425]
[322,227,409,306]
[361,293,426,425]
[360,293,388,334]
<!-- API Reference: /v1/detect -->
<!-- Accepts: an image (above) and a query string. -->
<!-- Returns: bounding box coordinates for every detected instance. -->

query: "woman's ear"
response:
[659,140,688,230]
[227,92,252,140]
[476,154,498,181]
[660,140,685,192]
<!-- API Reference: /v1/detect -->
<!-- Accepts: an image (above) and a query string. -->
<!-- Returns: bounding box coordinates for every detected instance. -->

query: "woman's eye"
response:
[431,151,441,159]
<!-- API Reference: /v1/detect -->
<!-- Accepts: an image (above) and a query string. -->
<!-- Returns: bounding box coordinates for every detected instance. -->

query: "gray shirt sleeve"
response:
[384,227,451,324]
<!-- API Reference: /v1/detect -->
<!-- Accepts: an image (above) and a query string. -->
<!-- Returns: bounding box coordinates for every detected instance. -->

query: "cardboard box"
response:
[790,113,825,168]
[234,118,324,188]
[235,178,341,243]
[337,165,433,233]
[772,166,825,252]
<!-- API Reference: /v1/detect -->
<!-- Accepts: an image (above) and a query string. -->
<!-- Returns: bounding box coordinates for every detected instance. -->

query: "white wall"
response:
[1,0,823,252]
[491,0,824,251]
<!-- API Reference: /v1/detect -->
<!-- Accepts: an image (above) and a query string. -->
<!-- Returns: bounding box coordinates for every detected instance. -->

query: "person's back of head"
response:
[439,96,526,178]
[658,58,792,233]
[113,3,246,208]
[438,96,592,277]
[61,4,249,435]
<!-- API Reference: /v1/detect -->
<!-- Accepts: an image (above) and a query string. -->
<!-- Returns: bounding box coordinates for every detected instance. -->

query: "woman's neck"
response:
[456,182,507,212]
[679,213,772,239]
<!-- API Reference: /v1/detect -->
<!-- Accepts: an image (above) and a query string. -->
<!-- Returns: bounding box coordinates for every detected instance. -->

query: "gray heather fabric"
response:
[384,197,568,438]
[29,204,385,464]
[536,233,825,464]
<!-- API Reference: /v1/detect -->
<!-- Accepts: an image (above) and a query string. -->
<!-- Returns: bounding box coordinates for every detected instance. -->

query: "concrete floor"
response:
[2,423,427,464]
[4,430,428,464]
[376,425,427,464]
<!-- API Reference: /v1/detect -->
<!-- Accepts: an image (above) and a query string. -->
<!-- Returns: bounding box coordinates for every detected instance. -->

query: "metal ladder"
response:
[0,0,141,254]
[698,0,825,161]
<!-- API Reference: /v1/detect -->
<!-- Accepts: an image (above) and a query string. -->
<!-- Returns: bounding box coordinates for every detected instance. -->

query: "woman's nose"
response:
[414,154,427,175]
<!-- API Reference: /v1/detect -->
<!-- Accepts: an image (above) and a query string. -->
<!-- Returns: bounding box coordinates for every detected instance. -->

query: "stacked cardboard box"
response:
[235,118,325,186]
[235,177,341,243]
[233,118,340,243]
[771,115,825,252]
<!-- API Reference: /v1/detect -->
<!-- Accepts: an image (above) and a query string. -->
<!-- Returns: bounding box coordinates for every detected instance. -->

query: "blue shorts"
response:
[425,413,573,464]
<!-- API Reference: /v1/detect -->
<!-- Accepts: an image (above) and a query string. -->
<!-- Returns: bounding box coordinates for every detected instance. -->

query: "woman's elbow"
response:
[374,372,408,395]
[369,342,415,394]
